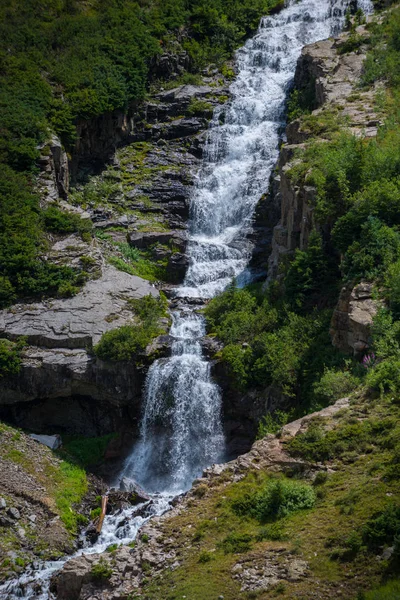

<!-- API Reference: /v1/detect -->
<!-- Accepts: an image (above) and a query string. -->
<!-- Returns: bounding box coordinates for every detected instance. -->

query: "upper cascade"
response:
[179,0,373,299]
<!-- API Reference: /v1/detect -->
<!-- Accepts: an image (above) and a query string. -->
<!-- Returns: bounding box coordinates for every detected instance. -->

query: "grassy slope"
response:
[0,421,91,582]
[140,392,400,599]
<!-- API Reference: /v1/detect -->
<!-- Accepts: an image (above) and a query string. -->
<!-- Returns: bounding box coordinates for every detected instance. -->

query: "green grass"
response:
[60,433,116,468]
[45,461,88,532]
[364,580,400,599]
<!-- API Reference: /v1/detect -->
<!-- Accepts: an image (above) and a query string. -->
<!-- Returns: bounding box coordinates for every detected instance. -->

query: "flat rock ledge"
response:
[0,266,158,410]
[0,265,158,350]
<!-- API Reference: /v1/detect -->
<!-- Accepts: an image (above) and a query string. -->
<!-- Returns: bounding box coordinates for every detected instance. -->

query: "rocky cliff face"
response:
[0,266,159,437]
[0,71,232,444]
[264,22,381,351]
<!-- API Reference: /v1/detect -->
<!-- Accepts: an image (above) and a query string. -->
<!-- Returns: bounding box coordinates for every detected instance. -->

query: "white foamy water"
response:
[0,0,373,596]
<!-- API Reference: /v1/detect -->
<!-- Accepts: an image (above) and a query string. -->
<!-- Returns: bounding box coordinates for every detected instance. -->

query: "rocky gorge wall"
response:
[265,20,381,355]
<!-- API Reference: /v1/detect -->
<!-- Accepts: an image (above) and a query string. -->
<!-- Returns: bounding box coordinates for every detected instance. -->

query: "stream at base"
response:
[0,0,373,597]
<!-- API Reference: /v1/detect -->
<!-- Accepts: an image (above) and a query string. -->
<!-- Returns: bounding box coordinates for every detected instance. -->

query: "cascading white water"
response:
[121,311,224,493]
[0,0,374,596]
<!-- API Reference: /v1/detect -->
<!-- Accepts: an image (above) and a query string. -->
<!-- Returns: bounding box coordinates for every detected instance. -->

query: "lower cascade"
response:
[0,0,373,597]
[120,311,224,494]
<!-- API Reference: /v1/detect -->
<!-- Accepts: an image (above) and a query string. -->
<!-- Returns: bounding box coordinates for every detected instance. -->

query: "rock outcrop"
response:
[330,282,380,356]
[37,135,70,205]
[0,265,157,350]
[267,23,380,282]
[0,266,158,436]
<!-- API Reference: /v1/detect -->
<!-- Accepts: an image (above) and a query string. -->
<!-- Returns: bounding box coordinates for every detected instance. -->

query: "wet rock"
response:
[85,524,99,545]
[128,230,187,253]
[119,478,151,502]
[53,554,95,600]
[166,252,189,284]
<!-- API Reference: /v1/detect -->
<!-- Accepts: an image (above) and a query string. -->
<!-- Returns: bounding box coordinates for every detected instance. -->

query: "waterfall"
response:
[120,0,374,495]
[121,311,224,493]
[0,0,374,596]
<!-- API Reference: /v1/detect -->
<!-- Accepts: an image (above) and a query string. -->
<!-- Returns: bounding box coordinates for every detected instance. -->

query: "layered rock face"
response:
[0,75,232,439]
[0,266,158,436]
[267,24,380,282]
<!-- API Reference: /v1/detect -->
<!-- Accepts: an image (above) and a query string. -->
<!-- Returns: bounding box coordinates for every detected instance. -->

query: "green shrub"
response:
[366,359,400,394]
[187,98,213,117]
[0,277,16,308]
[218,532,253,554]
[313,368,359,405]
[256,522,288,541]
[232,478,316,523]
[57,281,80,298]
[94,324,154,361]
[362,505,400,551]
[0,338,25,378]
[257,409,295,439]
[90,558,113,581]
[94,295,165,361]
[90,507,102,520]
[284,231,340,311]
[43,205,92,235]
[198,550,214,563]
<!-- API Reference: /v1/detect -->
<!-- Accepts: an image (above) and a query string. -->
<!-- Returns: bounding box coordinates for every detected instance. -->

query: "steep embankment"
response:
[0,423,103,584]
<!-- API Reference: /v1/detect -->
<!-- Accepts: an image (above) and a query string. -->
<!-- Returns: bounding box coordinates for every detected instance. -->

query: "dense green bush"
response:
[218,532,253,554]
[0,338,26,378]
[284,230,339,310]
[312,368,360,405]
[257,409,295,439]
[366,359,400,394]
[43,205,92,235]
[205,284,347,406]
[94,294,166,361]
[0,166,85,306]
[232,478,316,523]
[362,504,400,551]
